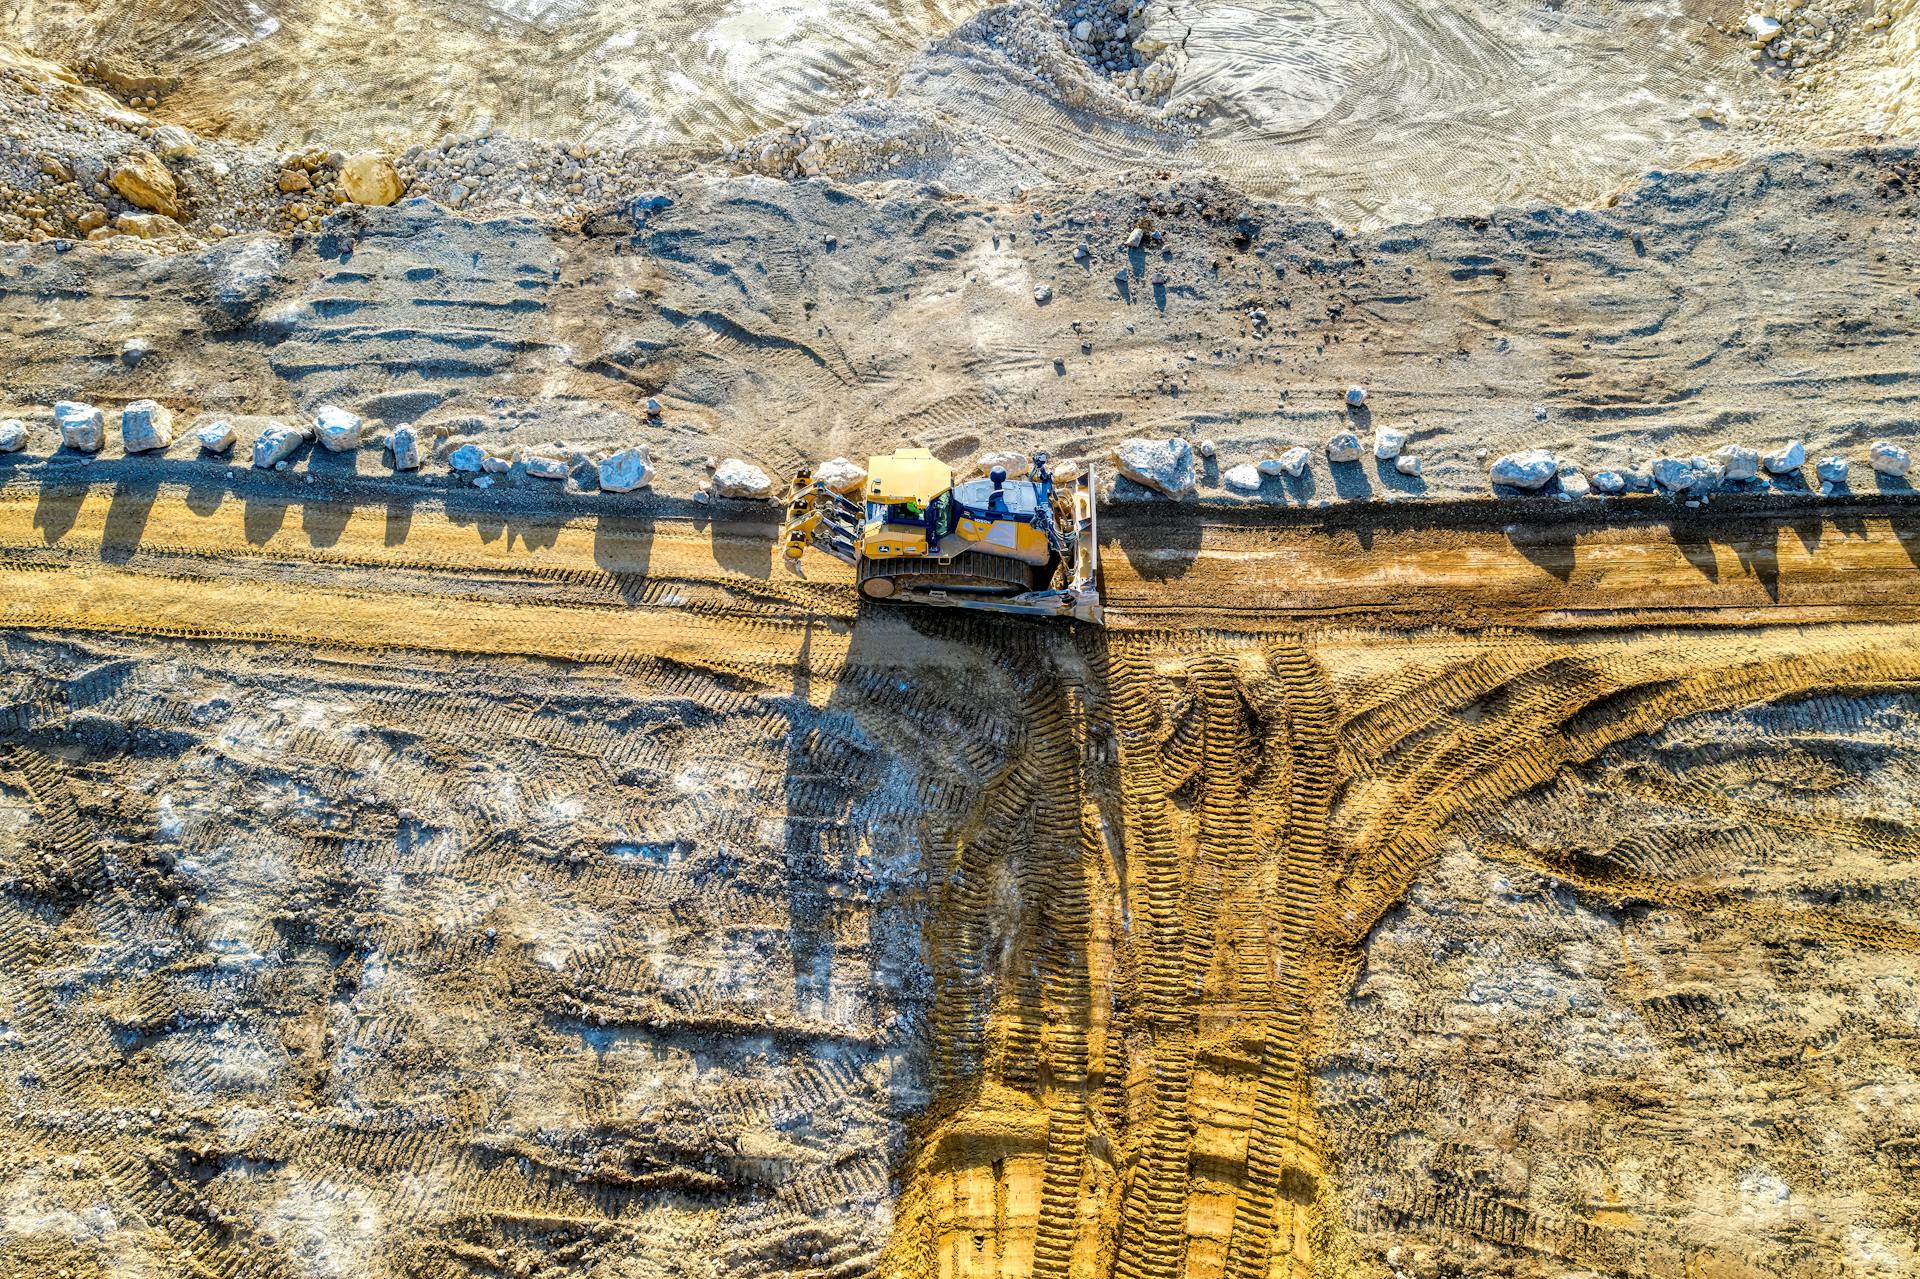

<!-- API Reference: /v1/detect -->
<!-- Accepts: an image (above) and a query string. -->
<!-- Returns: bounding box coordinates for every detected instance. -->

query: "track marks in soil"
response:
[881,619,1920,1278]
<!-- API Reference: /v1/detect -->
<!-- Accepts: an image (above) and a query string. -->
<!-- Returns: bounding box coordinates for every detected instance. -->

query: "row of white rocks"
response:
[1490,439,1911,498]
[1113,431,1424,498]
[1104,433,1912,501]
[0,403,778,501]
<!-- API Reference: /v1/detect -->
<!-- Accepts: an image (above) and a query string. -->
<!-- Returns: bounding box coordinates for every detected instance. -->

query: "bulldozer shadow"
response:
[1102,505,1203,582]
[691,502,779,581]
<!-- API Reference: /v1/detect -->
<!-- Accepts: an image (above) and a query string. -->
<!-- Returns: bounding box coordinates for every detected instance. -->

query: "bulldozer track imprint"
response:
[1,474,1918,1277]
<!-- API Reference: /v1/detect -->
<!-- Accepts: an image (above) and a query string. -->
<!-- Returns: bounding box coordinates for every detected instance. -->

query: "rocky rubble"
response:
[1325,433,1362,464]
[812,457,868,494]
[387,424,422,471]
[446,443,488,473]
[1763,439,1807,474]
[1222,462,1262,491]
[1490,450,1557,491]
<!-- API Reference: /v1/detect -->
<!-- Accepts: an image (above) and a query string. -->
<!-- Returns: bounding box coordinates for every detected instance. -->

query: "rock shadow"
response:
[1106,488,1202,582]
[384,491,417,548]
[444,491,565,555]
[1328,462,1373,503]
[1506,520,1578,584]
[1890,508,1920,572]
[299,494,353,549]
[1672,521,1721,584]
[695,502,778,581]
[242,490,292,545]
[1732,525,1781,601]
[591,507,657,605]
[31,483,85,545]
[183,475,228,517]
[100,477,160,564]
[1376,459,1427,498]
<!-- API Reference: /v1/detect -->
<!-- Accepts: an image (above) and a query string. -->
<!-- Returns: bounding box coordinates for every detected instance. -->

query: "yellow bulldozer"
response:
[778,447,1103,624]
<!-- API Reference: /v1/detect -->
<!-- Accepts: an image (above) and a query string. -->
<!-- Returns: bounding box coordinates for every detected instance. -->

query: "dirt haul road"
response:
[5,484,1920,647]
[2,477,1919,1279]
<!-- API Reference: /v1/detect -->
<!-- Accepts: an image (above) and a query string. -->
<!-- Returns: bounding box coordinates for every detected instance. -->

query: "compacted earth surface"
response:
[0,0,1918,1276]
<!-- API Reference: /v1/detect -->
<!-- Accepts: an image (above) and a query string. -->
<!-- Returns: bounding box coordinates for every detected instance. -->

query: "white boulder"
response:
[599,447,654,493]
[1559,472,1591,499]
[1222,463,1263,491]
[1262,446,1311,478]
[195,420,236,454]
[713,458,775,499]
[1746,14,1781,40]
[1196,439,1217,459]
[251,421,306,469]
[1651,457,1697,491]
[482,452,514,474]
[1112,437,1196,498]
[120,400,174,453]
[1762,439,1805,474]
[1489,449,1557,490]
[524,454,570,481]
[1590,470,1627,495]
[1869,439,1911,477]
[1815,456,1849,484]
[1394,454,1422,477]
[387,424,422,471]
[812,456,867,494]
[1373,427,1407,460]
[0,418,27,453]
[447,443,488,473]
[314,405,363,452]
[1325,432,1362,464]
[54,401,105,453]
[1345,384,1367,407]
[1714,444,1760,481]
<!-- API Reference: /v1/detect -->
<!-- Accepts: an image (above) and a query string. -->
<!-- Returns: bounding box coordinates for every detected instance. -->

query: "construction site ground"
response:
[2,466,1918,1279]
[3,0,1920,1268]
